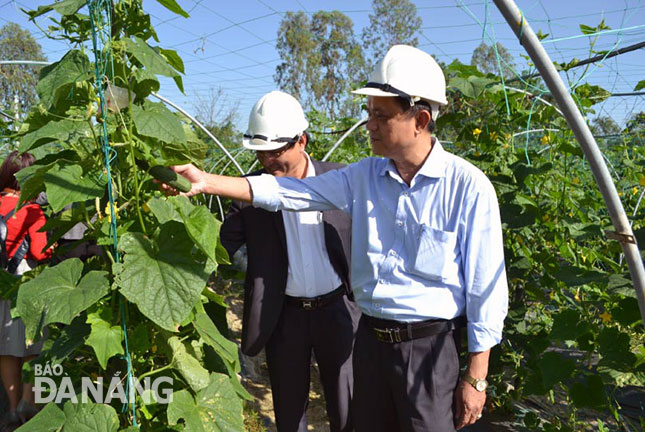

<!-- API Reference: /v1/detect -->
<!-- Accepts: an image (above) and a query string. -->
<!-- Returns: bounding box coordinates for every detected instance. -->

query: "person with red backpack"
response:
[0,151,53,427]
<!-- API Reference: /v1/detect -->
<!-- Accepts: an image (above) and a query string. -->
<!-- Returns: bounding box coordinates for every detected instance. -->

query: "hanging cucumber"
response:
[149,165,192,193]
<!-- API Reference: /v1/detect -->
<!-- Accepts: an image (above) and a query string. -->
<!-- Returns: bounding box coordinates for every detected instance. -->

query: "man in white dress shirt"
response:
[219,91,359,432]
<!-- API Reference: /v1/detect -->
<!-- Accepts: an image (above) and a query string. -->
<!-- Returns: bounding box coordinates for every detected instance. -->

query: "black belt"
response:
[285,285,346,310]
[364,315,467,343]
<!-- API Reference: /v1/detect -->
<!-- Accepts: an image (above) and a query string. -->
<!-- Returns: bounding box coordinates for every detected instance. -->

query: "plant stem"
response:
[125,88,147,235]
[138,363,173,380]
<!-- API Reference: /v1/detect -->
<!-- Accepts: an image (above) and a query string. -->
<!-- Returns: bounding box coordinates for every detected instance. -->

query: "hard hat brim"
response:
[242,137,292,151]
[351,87,400,98]
[352,87,448,105]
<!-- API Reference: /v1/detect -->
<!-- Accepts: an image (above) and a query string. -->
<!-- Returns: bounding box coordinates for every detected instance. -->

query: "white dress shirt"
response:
[282,155,342,298]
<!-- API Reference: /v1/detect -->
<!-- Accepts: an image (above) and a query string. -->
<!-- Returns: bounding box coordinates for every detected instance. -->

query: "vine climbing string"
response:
[88,0,138,426]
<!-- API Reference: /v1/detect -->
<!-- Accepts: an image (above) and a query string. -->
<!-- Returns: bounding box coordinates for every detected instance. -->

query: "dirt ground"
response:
[225,295,330,432]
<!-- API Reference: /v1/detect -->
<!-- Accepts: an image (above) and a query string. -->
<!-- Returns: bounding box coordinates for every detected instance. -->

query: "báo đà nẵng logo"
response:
[34,362,173,404]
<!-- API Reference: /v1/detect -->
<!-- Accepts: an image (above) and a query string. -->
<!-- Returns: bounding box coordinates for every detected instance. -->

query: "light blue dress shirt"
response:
[248,141,508,352]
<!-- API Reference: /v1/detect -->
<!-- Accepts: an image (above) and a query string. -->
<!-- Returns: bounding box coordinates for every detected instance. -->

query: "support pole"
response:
[493,0,645,327]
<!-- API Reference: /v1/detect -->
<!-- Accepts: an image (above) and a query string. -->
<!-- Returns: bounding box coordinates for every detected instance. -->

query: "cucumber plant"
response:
[1,1,249,430]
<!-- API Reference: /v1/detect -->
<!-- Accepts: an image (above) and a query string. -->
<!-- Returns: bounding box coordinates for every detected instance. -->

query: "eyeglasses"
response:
[255,138,298,158]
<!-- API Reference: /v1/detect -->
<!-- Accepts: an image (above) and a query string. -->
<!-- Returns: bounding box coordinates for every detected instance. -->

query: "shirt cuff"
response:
[247,174,281,211]
[467,321,503,352]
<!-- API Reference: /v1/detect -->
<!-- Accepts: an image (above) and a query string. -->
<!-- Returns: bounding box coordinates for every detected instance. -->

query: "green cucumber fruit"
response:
[149,165,192,193]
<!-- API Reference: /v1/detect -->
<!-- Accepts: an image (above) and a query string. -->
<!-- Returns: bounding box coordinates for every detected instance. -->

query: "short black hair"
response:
[396,98,435,133]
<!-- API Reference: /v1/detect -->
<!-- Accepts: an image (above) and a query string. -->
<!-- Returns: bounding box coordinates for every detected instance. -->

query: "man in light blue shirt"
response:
[165,45,508,431]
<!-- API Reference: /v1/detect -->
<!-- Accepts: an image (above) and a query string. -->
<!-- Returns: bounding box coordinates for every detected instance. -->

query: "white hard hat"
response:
[352,45,448,112]
[243,91,309,151]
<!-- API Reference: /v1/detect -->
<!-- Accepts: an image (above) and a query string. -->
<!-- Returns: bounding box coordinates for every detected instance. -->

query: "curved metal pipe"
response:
[322,117,368,162]
[494,0,645,327]
[151,92,244,175]
[504,86,564,116]
[0,60,50,66]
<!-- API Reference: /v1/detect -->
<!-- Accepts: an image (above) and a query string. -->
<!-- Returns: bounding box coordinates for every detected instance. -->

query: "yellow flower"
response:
[633,186,639,195]
[574,288,581,302]
[473,128,482,138]
[572,177,580,185]
[549,291,555,300]
[599,311,611,323]
[142,202,151,213]
[503,143,509,149]
[619,191,623,197]
[104,202,119,223]
[151,345,157,353]
[541,135,550,145]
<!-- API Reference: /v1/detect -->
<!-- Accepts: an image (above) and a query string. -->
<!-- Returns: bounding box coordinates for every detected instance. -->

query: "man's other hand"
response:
[454,379,486,429]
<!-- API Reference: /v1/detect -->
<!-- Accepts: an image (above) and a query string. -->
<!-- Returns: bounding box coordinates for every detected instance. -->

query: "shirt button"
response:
[397,221,403,226]
[402,191,409,197]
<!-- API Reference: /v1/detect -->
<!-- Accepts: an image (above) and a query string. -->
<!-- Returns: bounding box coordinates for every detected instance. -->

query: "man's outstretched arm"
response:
[167,164,253,203]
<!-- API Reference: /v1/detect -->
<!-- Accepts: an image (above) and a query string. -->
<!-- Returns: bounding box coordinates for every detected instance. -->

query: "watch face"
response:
[475,380,487,391]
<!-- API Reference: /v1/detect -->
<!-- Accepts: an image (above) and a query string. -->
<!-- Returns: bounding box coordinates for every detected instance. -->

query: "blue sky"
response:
[1,0,644,131]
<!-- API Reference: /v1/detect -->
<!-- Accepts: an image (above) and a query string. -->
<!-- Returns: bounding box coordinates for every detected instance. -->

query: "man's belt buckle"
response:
[301,300,314,310]
[374,327,402,343]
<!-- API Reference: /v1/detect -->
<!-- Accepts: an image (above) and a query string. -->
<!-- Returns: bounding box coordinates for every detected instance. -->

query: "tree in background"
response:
[0,22,47,115]
[274,11,364,119]
[361,0,422,70]
[625,111,644,144]
[470,42,515,78]
[193,87,240,146]
[591,116,621,136]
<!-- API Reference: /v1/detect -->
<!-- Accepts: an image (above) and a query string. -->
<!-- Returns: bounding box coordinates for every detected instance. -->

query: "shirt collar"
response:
[379,138,448,180]
[304,153,316,178]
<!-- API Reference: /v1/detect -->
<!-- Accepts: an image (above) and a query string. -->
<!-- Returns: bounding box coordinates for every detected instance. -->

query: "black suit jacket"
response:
[220,160,352,356]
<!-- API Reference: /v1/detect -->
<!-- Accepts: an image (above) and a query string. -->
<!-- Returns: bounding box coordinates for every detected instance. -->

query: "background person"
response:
[161,45,508,432]
[220,91,359,432]
[0,151,53,427]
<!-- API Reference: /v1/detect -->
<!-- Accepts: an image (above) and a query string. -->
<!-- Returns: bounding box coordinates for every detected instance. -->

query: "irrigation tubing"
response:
[493,0,645,327]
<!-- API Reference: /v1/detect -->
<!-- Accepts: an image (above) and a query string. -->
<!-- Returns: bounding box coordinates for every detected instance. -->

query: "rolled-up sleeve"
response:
[460,180,508,352]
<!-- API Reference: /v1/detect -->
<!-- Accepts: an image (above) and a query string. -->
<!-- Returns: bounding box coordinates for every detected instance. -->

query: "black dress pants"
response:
[352,315,461,432]
[265,294,360,432]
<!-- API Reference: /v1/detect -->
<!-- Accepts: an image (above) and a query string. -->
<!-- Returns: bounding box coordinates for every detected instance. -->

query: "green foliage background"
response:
[0,1,643,431]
